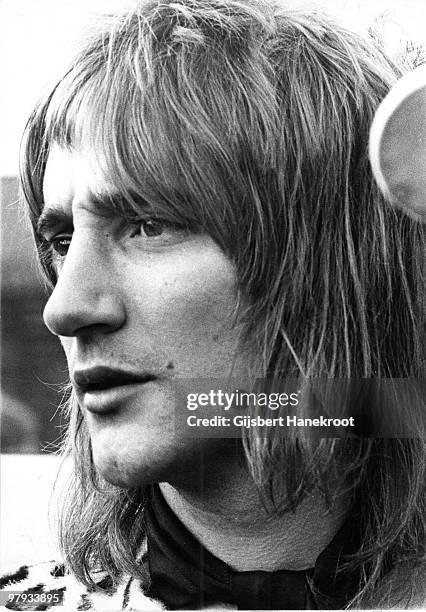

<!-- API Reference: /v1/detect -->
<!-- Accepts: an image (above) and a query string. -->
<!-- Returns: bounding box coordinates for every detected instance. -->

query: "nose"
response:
[43,233,126,338]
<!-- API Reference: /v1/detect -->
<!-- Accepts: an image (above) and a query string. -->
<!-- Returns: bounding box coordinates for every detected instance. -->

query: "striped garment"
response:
[0,557,164,611]
[0,543,234,611]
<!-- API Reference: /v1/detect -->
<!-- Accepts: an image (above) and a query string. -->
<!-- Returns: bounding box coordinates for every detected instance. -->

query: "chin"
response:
[90,430,232,491]
[90,432,203,490]
[92,450,146,489]
[91,443,172,489]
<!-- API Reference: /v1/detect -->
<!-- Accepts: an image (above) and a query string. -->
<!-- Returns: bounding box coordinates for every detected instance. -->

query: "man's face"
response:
[41,145,251,488]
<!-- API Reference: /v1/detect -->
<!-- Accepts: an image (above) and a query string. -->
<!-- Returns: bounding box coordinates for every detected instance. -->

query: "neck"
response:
[160,444,348,572]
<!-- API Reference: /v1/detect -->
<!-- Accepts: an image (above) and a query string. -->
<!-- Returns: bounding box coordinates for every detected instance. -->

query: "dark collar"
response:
[142,484,362,610]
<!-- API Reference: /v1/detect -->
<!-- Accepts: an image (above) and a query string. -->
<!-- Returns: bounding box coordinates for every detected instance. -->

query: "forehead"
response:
[42,144,115,208]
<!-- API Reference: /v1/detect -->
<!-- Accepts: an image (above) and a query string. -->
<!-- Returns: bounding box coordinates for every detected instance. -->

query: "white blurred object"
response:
[369,64,426,221]
[0,454,71,570]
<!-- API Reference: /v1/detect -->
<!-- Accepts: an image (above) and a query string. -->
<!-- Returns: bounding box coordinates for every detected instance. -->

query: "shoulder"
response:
[0,560,165,611]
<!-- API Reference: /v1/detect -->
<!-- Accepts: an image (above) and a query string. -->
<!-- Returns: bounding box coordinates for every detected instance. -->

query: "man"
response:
[2,0,424,608]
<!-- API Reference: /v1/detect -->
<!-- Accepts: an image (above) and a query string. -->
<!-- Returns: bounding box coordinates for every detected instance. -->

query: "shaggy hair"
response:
[20,0,424,608]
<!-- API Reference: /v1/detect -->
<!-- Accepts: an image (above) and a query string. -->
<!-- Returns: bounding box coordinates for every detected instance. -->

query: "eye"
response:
[49,235,72,257]
[129,218,165,238]
[127,217,192,248]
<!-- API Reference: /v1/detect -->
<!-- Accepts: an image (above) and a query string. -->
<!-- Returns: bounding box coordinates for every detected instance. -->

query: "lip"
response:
[72,366,157,414]
[73,366,156,392]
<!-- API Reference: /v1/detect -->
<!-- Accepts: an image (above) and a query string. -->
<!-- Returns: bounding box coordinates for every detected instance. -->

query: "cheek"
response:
[125,244,241,370]
[159,266,236,328]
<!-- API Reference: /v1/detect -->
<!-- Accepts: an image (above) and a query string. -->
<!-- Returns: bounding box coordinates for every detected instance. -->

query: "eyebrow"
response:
[37,208,73,238]
[90,192,154,217]
[37,192,153,237]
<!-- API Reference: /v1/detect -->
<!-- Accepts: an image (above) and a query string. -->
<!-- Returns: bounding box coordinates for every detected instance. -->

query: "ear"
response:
[369,65,426,221]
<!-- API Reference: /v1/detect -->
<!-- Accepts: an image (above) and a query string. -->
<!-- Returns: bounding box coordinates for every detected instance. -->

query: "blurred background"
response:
[0,0,425,455]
